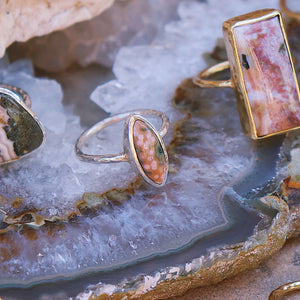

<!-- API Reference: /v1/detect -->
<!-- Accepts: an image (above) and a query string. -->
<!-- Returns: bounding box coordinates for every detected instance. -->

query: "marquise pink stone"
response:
[133,120,167,185]
[234,16,300,137]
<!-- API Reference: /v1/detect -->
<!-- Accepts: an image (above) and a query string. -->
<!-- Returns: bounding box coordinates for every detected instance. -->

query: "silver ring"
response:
[75,109,169,187]
[0,84,45,165]
[0,84,31,107]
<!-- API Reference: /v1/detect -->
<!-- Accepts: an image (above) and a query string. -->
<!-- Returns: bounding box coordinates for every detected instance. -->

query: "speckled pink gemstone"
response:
[234,16,300,137]
[132,120,167,185]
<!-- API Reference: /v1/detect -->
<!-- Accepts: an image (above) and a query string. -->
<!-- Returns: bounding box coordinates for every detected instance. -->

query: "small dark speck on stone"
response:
[279,43,286,54]
[242,54,250,70]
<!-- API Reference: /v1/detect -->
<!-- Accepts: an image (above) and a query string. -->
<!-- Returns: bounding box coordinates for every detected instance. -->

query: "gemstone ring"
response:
[0,84,45,165]
[75,109,169,187]
[193,9,300,140]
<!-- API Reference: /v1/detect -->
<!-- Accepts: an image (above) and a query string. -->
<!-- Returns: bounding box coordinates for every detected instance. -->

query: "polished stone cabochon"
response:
[234,16,300,137]
[0,93,43,163]
[132,120,167,185]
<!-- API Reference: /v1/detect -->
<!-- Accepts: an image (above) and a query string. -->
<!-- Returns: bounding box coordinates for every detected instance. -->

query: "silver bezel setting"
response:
[124,114,169,187]
[75,109,170,187]
[0,85,45,165]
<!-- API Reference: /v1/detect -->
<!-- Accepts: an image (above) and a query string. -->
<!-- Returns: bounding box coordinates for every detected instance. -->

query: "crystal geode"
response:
[0,0,299,299]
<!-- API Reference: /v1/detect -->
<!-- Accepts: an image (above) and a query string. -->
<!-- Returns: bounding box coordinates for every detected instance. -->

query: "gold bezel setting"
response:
[194,9,300,140]
[223,9,300,139]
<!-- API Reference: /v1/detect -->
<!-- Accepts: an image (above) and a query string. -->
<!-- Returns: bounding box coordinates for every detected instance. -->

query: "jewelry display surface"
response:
[0,0,299,299]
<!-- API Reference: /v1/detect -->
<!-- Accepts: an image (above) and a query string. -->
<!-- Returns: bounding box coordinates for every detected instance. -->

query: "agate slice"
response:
[126,115,168,186]
[0,87,44,164]
[2,3,300,300]
[223,9,300,139]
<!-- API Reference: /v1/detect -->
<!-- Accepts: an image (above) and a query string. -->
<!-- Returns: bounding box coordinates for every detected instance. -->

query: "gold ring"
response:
[280,0,300,21]
[193,61,232,89]
[269,281,300,299]
[193,9,300,140]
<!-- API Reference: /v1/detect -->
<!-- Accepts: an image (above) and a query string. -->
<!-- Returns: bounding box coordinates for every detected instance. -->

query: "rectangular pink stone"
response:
[233,16,300,137]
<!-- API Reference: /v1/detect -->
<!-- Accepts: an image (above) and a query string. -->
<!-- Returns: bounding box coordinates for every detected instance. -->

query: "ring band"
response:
[0,85,44,165]
[0,84,31,107]
[193,61,232,89]
[193,9,300,140]
[280,0,300,21]
[75,109,169,187]
[269,281,300,299]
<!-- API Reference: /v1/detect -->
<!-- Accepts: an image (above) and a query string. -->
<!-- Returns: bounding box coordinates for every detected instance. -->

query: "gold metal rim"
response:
[269,281,300,300]
[192,61,233,89]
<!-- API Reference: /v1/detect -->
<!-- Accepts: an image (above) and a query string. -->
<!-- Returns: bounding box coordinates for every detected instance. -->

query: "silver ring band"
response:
[75,109,169,164]
[0,84,31,107]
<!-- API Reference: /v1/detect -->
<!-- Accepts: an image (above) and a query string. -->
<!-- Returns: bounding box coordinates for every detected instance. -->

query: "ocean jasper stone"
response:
[0,92,43,164]
[132,119,167,185]
[233,16,300,137]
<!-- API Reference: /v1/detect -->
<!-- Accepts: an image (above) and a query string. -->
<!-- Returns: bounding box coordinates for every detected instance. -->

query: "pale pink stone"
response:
[0,106,17,163]
[234,16,300,137]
